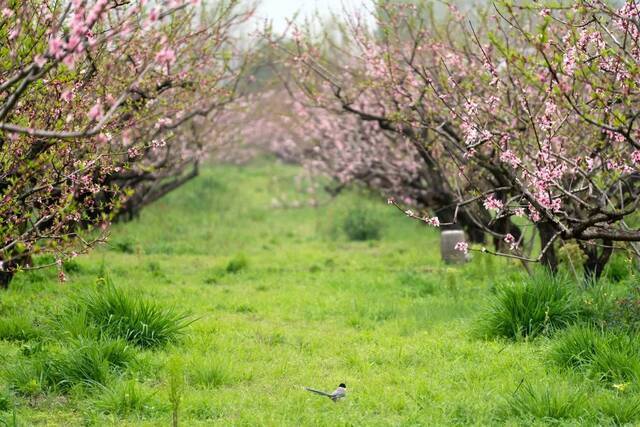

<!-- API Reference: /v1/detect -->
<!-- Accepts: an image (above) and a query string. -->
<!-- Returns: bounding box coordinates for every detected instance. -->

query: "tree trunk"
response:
[581,239,613,283]
[0,270,13,289]
[538,222,558,273]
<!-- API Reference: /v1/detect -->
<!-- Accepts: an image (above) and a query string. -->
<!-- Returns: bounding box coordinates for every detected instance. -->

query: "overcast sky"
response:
[255,0,371,32]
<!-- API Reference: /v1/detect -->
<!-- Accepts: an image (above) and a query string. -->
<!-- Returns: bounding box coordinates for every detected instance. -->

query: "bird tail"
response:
[305,387,331,397]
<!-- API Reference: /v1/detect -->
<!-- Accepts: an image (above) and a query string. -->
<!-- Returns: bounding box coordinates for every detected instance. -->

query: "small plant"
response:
[167,357,185,427]
[96,380,155,416]
[80,283,192,348]
[226,254,248,274]
[476,273,580,340]
[550,325,640,384]
[188,362,232,389]
[342,208,382,241]
[504,381,584,421]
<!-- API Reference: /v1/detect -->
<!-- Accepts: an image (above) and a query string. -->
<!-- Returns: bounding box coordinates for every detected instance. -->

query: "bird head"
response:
[339,383,346,388]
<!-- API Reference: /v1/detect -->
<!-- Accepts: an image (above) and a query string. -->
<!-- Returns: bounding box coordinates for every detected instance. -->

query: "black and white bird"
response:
[305,383,347,402]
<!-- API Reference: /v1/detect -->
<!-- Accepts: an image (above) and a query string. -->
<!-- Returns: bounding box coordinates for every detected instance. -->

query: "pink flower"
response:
[504,233,518,251]
[8,26,19,40]
[87,101,103,121]
[33,55,46,68]
[500,149,521,168]
[61,90,73,103]
[2,8,13,18]
[149,7,159,22]
[48,37,65,59]
[563,47,577,76]
[155,47,176,66]
[528,204,541,222]
[425,216,440,227]
[454,241,469,254]
[483,195,503,212]
[632,151,640,165]
[128,146,142,159]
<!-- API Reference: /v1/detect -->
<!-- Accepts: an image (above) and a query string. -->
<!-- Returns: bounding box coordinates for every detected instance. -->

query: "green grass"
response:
[475,273,581,340]
[0,159,637,425]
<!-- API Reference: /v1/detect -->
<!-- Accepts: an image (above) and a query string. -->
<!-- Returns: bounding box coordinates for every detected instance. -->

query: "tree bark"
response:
[538,222,558,273]
[581,239,613,282]
[0,271,12,289]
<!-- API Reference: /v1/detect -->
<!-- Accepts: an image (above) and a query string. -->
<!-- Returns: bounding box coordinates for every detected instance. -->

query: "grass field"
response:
[0,160,638,426]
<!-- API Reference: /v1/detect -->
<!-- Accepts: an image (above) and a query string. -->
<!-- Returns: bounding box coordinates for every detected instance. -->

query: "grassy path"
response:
[1,161,580,425]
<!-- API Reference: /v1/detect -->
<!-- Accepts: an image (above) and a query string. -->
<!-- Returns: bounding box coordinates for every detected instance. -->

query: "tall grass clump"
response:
[550,325,640,384]
[95,380,156,417]
[595,395,640,425]
[0,316,40,342]
[80,283,192,348]
[225,254,248,274]
[476,273,580,340]
[342,208,382,241]
[503,381,585,422]
[6,338,134,393]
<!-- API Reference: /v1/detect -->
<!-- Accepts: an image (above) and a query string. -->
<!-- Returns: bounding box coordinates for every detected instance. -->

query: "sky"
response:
[255,0,371,33]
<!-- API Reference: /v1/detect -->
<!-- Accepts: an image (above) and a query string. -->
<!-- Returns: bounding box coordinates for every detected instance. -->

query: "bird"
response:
[305,383,347,402]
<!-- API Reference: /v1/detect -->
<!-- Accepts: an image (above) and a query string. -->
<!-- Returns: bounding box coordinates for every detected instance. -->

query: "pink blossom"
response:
[61,90,73,103]
[48,37,65,59]
[33,55,46,68]
[504,233,518,251]
[483,195,503,212]
[87,101,103,121]
[425,216,440,227]
[528,204,541,222]
[454,241,469,254]
[155,47,176,66]
[500,149,521,168]
[128,147,142,159]
[8,26,19,40]
[563,47,577,76]
[149,7,160,22]
[2,8,13,18]
[631,151,640,165]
